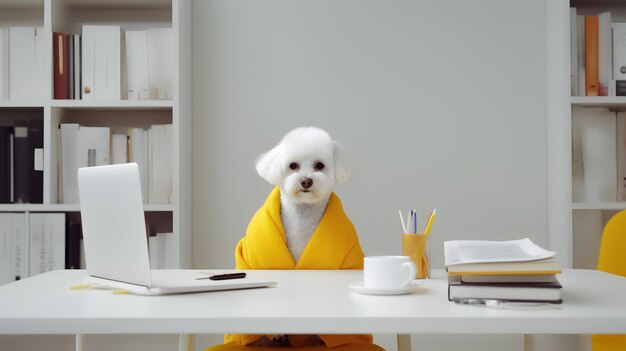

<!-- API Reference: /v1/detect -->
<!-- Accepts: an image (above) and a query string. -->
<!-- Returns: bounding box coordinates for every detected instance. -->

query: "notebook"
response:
[77,162,275,295]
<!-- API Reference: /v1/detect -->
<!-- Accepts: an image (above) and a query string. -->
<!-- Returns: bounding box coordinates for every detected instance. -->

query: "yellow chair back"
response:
[592,210,626,351]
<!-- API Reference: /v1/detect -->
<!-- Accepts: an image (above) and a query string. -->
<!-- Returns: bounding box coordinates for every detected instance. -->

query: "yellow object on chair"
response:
[592,210,626,351]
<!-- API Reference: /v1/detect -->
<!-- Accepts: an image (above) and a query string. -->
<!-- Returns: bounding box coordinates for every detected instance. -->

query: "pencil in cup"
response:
[402,233,431,279]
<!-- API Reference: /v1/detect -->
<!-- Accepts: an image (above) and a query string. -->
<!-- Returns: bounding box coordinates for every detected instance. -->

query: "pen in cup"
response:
[425,208,437,235]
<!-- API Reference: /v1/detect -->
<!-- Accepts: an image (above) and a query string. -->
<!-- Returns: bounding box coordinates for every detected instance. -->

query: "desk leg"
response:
[179,333,194,351]
[397,334,411,351]
[524,334,534,351]
[75,334,84,351]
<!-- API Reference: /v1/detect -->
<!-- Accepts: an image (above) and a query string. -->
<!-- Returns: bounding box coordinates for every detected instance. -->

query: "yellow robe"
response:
[225,187,372,348]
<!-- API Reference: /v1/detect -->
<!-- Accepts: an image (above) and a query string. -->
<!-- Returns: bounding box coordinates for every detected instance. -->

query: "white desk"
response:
[1,269,625,350]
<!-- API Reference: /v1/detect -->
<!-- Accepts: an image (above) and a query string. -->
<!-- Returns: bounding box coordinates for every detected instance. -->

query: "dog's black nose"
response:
[300,178,313,189]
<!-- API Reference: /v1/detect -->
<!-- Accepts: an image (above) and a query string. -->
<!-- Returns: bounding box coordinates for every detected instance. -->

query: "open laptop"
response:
[77,162,275,295]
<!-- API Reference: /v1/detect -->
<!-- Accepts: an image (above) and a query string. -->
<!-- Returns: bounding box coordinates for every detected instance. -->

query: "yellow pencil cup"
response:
[402,233,431,279]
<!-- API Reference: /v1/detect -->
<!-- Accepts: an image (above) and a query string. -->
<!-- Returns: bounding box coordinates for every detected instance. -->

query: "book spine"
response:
[585,16,599,96]
[0,127,11,203]
[598,12,611,96]
[28,120,43,204]
[53,32,69,99]
[12,123,29,203]
[66,221,82,269]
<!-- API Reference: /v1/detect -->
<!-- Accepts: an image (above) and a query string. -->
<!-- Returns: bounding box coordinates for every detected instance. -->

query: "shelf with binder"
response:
[51,107,174,205]
[0,108,44,205]
[552,1,626,271]
[51,0,173,102]
[0,0,190,287]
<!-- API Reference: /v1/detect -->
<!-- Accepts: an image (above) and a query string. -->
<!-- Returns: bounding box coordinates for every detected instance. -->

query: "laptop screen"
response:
[78,163,152,287]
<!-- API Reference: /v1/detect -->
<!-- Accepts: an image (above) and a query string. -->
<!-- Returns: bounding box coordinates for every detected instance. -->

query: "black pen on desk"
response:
[196,272,247,281]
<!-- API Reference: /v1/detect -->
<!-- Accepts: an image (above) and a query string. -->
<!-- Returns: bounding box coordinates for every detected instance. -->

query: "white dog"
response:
[255,126,351,262]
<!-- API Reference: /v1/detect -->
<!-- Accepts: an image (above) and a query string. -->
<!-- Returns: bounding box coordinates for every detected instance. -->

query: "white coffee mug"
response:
[364,256,417,289]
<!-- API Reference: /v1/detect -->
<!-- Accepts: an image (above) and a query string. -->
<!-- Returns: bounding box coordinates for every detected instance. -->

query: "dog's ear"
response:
[333,141,351,185]
[255,145,283,185]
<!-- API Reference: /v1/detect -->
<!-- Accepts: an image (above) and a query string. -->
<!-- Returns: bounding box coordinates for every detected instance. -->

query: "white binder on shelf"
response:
[579,108,617,202]
[111,133,128,164]
[0,28,8,99]
[9,27,36,99]
[125,30,150,100]
[598,12,612,96]
[149,124,172,204]
[29,213,65,276]
[0,213,27,285]
[613,23,626,96]
[147,28,173,100]
[82,25,122,100]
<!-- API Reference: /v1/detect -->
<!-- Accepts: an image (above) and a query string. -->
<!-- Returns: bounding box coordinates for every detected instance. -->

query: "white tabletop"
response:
[1,269,625,335]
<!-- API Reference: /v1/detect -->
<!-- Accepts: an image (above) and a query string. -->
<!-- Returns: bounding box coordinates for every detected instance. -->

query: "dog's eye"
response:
[289,162,299,171]
[314,162,325,171]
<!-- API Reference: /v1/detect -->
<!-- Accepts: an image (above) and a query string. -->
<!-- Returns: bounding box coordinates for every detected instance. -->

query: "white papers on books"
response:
[82,25,122,100]
[444,238,556,267]
[0,213,27,285]
[29,213,65,276]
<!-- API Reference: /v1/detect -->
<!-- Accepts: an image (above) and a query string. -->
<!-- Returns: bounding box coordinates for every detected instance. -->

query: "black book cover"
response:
[0,126,12,203]
[12,121,29,204]
[66,221,83,269]
[28,119,43,204]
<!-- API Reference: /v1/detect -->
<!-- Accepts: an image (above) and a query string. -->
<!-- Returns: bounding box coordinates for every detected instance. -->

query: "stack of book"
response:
[444,238,562,304]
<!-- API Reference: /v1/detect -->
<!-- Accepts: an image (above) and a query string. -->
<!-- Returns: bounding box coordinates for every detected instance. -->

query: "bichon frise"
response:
[255,126,351,261]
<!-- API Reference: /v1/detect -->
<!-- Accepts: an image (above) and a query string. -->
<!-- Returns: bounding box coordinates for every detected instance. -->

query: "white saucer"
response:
[348,281,423,295]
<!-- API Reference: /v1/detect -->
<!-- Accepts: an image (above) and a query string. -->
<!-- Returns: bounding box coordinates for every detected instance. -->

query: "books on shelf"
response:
[58,124,110,203]
[571,107,617,203]
[570,8,626,97]
[29,213,65,276]
[59,123,172,204]
[444,239,562,303]
[0,213,27,285]
[448,275,562,303]
[148,232,179,269]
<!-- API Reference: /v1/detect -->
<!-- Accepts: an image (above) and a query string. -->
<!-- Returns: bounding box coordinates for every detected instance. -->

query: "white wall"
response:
[191,0,547,273]
[192,0,548,350]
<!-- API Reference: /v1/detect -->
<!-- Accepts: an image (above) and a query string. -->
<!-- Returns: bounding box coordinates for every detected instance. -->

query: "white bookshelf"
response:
[548,0,626,270]
[0,0,191,274]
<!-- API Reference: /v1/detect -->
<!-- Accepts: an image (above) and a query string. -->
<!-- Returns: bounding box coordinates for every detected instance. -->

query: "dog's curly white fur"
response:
[256,127,351,262]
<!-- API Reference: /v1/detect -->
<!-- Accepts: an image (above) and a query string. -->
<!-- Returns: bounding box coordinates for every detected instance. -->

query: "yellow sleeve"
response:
[234,237,252,270]
[224,333,264,345]
[340,241,365,269]
[320,334,373,347]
